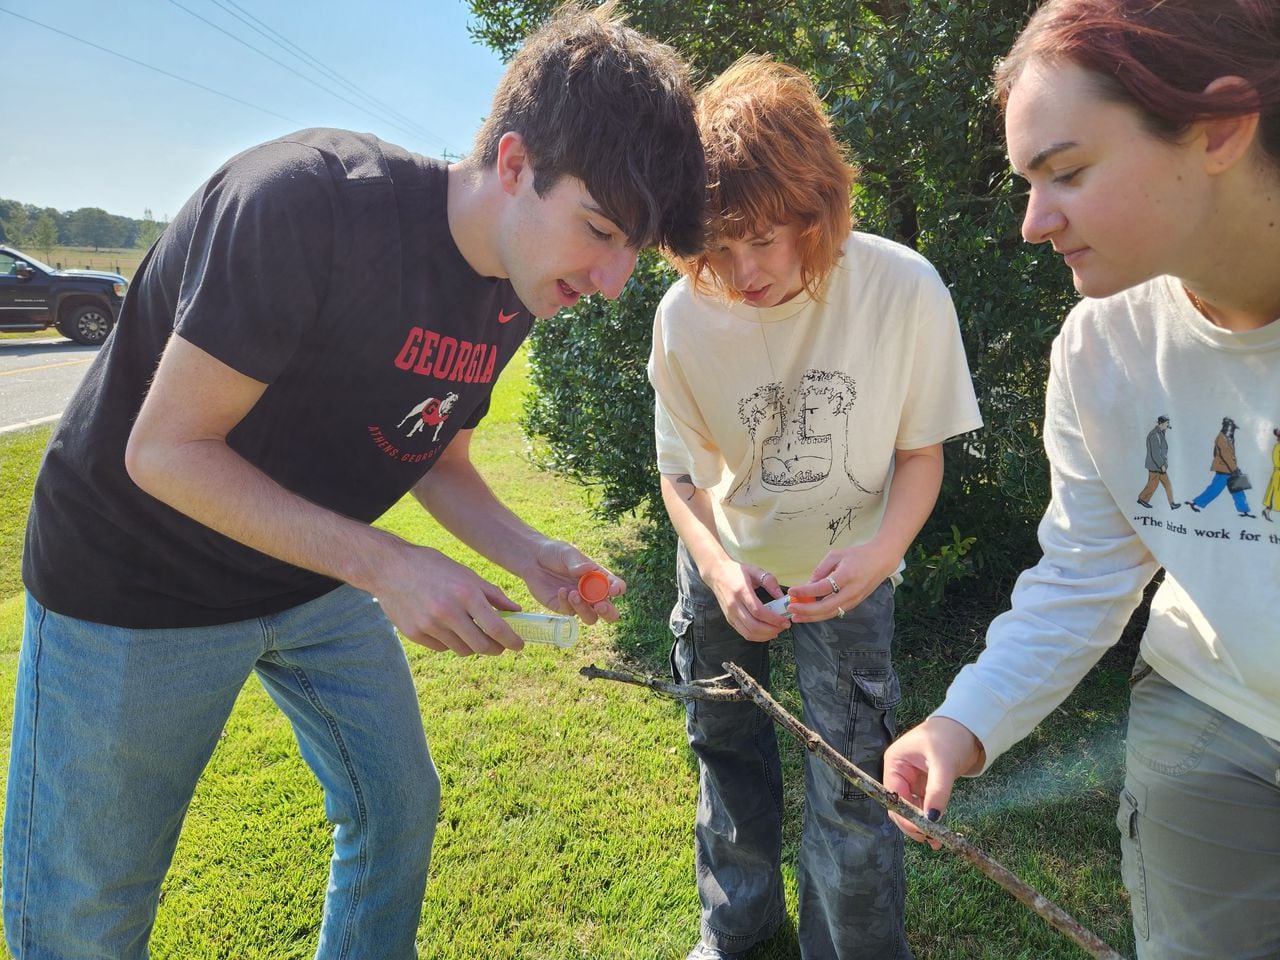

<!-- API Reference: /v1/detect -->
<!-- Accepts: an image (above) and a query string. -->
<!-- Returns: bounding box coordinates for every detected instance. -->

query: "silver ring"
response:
[836,605,846,618]
[760,571,772,584]
[826,575,840,595]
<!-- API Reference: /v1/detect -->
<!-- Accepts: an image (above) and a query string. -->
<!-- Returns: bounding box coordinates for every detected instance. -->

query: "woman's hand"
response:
[704,559,790,642]
[787,541,898,622]
[882,717,986,849]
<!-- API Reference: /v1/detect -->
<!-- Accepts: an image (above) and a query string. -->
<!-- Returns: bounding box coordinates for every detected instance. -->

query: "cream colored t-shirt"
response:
[648,231,983,586]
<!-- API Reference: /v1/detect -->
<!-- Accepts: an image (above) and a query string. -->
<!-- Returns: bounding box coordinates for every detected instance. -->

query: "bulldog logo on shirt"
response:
[398,392,459,441]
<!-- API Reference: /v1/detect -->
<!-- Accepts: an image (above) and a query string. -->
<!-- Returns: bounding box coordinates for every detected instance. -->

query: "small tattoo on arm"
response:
[676,474,696,502]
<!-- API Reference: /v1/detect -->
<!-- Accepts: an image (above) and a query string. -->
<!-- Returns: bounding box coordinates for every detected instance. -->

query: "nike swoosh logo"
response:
[498,309,519,324]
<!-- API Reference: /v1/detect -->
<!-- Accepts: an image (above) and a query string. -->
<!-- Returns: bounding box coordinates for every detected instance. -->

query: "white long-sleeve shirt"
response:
[937,276,1280,768]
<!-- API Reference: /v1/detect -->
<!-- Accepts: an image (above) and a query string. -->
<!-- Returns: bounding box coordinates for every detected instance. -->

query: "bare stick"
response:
[579,664,750,702]
[581,661,1126,960]
[719,662,1125,960]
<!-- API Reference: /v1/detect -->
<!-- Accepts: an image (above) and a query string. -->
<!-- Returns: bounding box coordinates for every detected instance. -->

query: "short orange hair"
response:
[672,55,858,299]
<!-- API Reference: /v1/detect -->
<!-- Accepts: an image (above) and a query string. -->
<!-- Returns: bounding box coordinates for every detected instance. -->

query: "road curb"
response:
[0,414,61,437]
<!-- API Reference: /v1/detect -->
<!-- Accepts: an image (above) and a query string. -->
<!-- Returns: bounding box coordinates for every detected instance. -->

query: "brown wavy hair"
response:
[672,55,858,299]
[472,2,706,257]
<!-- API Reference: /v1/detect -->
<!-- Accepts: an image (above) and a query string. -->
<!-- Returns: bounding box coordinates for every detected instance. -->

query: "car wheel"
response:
[61,303,114,345]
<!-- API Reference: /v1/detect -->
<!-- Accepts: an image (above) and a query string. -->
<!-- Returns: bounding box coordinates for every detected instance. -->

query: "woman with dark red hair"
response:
[884,1,1280,956]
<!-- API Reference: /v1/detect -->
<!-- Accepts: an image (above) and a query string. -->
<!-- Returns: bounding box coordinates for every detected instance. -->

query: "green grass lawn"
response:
[0,350,1138,958]
[0,331,60,341]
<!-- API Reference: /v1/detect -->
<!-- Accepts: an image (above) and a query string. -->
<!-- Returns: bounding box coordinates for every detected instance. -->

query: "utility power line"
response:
[168,0,453,152]
[0,6,458,157]
[210,0,452,151]
[0,7,306,126]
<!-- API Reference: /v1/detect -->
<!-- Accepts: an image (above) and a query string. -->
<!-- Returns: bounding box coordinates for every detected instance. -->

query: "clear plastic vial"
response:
[501,611,579,648]
[764,595,793,615]
[763,594,813,616]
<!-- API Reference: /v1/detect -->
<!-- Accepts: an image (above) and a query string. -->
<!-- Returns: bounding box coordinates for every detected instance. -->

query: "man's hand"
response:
[882,716,986,849]
[523,539,626,623]
[365,543,526,657]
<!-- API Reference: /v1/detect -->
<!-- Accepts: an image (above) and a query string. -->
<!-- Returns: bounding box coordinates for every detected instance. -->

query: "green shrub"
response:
[522,251,677,526]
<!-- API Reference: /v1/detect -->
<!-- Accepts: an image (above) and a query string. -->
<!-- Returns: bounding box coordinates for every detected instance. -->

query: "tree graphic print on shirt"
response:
[725,369,881,523]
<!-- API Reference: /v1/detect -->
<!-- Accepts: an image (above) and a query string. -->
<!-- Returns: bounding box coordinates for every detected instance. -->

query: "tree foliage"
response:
[1,211,31,248]
[136,208,167,251]
[522,250,678,522]
[32,213,59,262]
[0,197,164,252]
[469,0,1079,604]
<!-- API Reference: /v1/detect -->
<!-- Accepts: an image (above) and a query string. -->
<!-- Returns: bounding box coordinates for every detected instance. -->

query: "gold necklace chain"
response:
[1182,283,1280,331]
[1183,285,1213,321]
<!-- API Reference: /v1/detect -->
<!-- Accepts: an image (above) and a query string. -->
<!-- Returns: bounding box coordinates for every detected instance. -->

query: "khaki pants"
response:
[1138,470,1174,505]
[1119,661,1280,959]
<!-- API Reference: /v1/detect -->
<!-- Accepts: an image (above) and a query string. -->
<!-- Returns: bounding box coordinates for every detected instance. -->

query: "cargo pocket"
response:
[668,599,694,685]
[841,665,903,801]
[1117,784,1149,941]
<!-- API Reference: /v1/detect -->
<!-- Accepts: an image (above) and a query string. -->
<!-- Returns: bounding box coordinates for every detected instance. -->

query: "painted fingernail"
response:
[927,808,942,822]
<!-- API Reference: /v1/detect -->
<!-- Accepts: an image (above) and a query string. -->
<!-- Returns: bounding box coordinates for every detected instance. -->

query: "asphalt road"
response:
[0,337,100,435]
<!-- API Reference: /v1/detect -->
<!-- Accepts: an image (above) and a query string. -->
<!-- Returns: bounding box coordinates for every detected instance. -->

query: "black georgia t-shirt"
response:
[22,129,533,627]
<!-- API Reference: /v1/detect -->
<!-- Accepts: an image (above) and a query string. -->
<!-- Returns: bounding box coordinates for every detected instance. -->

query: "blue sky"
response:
[0,0,510,220]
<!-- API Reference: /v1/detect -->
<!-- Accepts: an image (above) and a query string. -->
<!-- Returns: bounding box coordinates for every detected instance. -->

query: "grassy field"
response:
[0,352,1139,958]
[24,244,148,280]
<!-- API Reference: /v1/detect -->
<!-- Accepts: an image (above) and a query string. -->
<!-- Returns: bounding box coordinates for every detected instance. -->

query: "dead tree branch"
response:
[581,661,1126,960]
[579,664,751,702]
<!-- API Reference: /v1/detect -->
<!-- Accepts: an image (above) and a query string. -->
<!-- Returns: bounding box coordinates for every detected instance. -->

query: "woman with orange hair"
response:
[648,56,982,960]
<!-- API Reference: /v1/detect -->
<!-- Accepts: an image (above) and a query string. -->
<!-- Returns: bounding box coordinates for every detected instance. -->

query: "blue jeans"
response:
[1189,471,1251,513]
[4,586,439,960]
[669,542,911,960]
[1119,660,1280,959]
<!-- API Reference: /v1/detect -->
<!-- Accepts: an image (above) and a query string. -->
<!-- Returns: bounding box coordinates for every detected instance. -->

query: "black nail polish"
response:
[927,808,942,822]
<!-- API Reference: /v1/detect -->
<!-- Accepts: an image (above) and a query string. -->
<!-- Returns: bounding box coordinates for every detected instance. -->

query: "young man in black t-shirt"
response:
[6,5,705,958]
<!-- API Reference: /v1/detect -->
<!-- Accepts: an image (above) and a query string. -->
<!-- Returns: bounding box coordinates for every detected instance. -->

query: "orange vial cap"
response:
[578,570,610,604]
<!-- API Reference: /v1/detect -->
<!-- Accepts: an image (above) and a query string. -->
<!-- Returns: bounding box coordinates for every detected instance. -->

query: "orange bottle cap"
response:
[578,570,610,604]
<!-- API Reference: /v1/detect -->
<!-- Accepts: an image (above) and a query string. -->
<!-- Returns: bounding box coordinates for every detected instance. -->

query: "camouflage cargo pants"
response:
[669,541,913,960]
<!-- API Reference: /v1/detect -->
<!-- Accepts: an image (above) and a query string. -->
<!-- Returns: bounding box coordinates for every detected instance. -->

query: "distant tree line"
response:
[0,197,167,257]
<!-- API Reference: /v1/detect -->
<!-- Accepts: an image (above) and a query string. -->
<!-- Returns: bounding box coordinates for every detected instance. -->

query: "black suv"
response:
[0,244,128,345]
